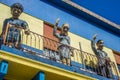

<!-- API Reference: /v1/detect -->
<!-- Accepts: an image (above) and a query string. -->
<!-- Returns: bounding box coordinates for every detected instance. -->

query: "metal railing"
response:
[1,23,120,79]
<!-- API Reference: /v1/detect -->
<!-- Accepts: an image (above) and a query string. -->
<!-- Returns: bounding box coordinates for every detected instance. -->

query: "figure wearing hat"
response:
[1,3,30,49]
[91,34,112,78]
[53,18,73,66]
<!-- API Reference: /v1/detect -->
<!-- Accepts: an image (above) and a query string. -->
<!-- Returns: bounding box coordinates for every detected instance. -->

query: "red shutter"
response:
[113,50,120,64]
[43,22,60,51]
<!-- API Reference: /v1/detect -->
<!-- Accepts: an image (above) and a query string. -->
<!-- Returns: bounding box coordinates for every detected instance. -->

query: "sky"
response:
[72,0,120,25]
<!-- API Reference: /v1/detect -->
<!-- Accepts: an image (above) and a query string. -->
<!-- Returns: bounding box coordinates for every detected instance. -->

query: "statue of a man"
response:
[91,34,112,78]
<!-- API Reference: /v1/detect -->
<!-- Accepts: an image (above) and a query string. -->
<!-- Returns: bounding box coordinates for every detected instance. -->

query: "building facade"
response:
[0,0,120,80]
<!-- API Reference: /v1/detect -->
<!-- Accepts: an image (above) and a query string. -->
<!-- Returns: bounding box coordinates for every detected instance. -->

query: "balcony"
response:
[0,23,119,80]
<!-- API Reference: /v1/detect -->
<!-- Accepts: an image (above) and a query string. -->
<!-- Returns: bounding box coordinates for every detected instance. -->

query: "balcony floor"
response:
[0,45,113,80]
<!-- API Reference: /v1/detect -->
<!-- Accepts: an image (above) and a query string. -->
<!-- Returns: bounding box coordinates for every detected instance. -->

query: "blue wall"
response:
[0,0,120,52]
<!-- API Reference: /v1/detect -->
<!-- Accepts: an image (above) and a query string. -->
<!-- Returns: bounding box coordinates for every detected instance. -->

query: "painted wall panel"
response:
[114,53,120,64]
[44,23,60,41]
[0,3,11,34]
[43,23,60,51]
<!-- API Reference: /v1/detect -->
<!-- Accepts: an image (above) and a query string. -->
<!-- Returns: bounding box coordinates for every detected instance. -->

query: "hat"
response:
[62,23,70,29]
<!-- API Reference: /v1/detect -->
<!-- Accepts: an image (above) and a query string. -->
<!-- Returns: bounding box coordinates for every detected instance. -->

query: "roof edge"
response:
[62,0,120,30]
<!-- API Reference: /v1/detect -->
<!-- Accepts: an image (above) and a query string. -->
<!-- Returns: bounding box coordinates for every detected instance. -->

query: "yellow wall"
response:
[69,32,116,61]
[20,13,43,50]
[0,3,11,34]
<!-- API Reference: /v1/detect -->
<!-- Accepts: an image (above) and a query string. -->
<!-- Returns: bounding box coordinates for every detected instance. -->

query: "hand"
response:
[55,18,60,26]
[24,29,30,35]
[93,34,98,40]
[105,57,111,62]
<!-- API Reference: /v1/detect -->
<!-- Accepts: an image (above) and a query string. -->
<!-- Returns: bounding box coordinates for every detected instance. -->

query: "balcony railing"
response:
[1,23,119,79]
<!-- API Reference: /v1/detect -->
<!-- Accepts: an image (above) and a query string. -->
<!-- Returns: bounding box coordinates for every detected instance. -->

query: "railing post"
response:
[112,62,120,80]
[3,23,9,45]
[79,42,85,69]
